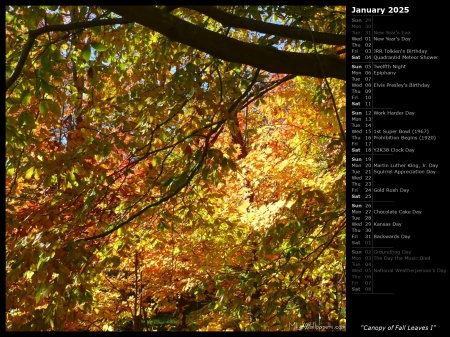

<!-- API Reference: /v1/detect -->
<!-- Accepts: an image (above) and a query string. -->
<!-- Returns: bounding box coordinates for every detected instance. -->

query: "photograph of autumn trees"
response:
[6,6,346,331]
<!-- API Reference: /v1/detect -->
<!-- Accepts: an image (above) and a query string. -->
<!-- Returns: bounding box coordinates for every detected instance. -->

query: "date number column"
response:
[349,15,374,294]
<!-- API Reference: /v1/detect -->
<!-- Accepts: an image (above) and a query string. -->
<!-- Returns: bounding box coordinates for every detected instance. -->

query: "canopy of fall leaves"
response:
[6,5,346,331]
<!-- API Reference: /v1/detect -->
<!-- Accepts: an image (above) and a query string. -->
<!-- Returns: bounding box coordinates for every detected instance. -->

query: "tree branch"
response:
[6,17,131,91]
[184,6,346,46]
[103,6,346,80]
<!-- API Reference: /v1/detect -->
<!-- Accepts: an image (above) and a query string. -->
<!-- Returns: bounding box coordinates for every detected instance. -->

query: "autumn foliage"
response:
[6,5,346,331]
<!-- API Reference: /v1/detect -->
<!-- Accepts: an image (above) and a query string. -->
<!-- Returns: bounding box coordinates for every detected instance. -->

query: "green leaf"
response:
[40,78,53,94]
[103,145,111,157]
[41,52,52,71]
[157,222,169,231]
[84,291,93,303]
[82,44,91,62]
[36,283,42,304]
[18,111,35,129]
[216,287,224,297]
[117,226,125,236]
[48,101,61,115]
[50,48,64,62]
[91,42,106,51]
[39,100,48,118]
[79,6,87,19]
[20,89,32,105]
[68,172,76,182]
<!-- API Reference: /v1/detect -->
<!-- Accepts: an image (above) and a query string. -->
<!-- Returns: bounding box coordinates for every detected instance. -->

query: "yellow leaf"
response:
[237,199,250,213]
[24,167,34,180]
[267,200,281,213]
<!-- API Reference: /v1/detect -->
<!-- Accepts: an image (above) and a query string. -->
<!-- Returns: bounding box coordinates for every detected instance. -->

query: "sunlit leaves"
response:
[6,5,345,332]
